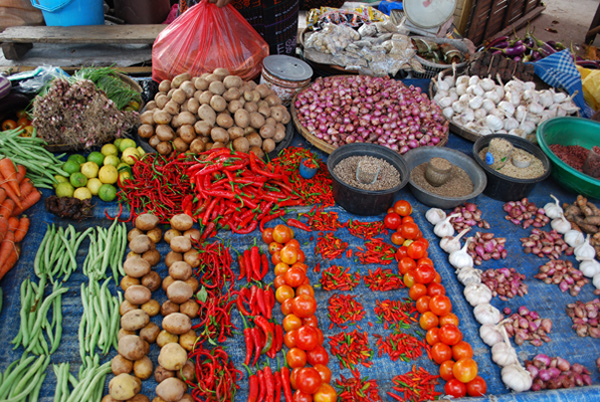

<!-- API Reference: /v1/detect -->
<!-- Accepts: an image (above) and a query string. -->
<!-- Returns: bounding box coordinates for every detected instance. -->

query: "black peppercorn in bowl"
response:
[327,143,409,216]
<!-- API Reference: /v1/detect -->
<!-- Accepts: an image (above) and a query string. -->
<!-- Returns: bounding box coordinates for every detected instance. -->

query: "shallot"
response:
[467,232,507,265]
[520,229,573,260]
[503,306,552,346]
[566,299,600,338]
[534,259,589,296]
[481,268,527,301]
[448,203,490,231]
[503,198,550,229]
[526,354,592,391]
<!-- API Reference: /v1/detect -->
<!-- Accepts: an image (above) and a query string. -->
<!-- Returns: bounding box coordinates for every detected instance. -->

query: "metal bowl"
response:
[404,147,487,208]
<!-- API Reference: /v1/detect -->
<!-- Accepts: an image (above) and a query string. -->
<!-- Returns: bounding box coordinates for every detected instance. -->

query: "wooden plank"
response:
[0,65,153,76]
[483,0,507,43]
[585,1,600,44]
[0,25,165,44]
[1,43,32,60]
[466,0,493,44]
[491,4,545,41]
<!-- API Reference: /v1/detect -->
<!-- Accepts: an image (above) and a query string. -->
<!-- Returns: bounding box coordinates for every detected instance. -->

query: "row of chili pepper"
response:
[244,364,294,402]
[319,265,360,291]
[241,313,284,366]
[238,284,275,319]
[192,240,235,292]
[328,329,374,378]
[374,298,419,330]
[187,343,242,402]
[373,332,430,362]
[347,219,387,240]
[327,293,365,330]
[387,366,441,402]
[363,267,405,291]
[335,374,381,402]
[298,206,345,232]
[238,245,270,283]
[355,238,397,265]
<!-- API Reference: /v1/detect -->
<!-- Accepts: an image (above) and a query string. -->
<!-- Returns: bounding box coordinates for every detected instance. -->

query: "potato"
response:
[169,261,193,281]
[180,81,195,98]
[205,73,220,83]
[194,78,209,91]
[172,138,188,153]
[136,214,159,231]
[274,123,286,142]
[124,256,151,278]
[265,94,282,106]
[141,271,161,292]
[129,235,153,254]
[102,394,120,402]
[182,228,201,242]
[179,300,199,319]
[159,80,172,93]
[109,373,141,401]
[171,89,187,105]
[223,87,241,102]
[134,356,153,380]
[120,300,138,316]
[257,104,271,118]
[127,395,150,402]
[140,322,160,343]
[179,394,194,402]
[194,121,212,136]
[178,125,196,144]
[177,111,196,127]
[118,328,135,340]
[246,132,262,148]
[179,329,198,351]
[125,285,151,305]
[145,101,157,111]
[156,378,186,402]
[165,251,183,268]
[256,84,271,99]
[140,110,154,125]
[155,365,175,383]
[158,343,188,371]
[213,68,230,78]
[208,81,225,96]
[142,249,161,267]
[156,330,178,348]
[112,355,133,376]
[249,112,265,129]
[185,276,200,293]
[155,94,168,109]
[163,313,192,335]
[149,136,160,148]
[161,299,179,316]
[167,281,193,304]
[120,276,140,291]
[141,299,160,317]
[170,236,192,253]
[172,73,191,88]
[156,142,172,156]
[153,110,172,125]
[210,127,229,144]
[228,126,244,140]
[164,100,180,116]
[177,361,196,382]
[262,138,276,154]
[128,228,144,241]
[250,146,264,159]
[210,95,227,112]
[227,100,243,114]
[126,251,140,260]
[270,106,284,122]
[163,229,181,245]
[183,250,200,268]
[260,124,275,139]
[167,88,176,98]
[243,126,256,135]
[244,102,258,113]
[211,142,225,149]
[281,109,291,124]
[216,113,234,129]
[156,125,175,142]
[232,137,249,153]
[118,335,146,361]
[189,138,206,153]
[121,309,150,332]
[234,109,250,128]
[185,98,200,115]
[170,214,194,231]
[223,75,243,89]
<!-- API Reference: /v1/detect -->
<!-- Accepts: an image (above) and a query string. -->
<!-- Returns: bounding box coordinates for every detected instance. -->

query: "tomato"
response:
[286,239,301,249]
[21,125,34,137]
[466,376,487,397]
[285,330,298,348]
[291,262,308,272]
[429,295,452,316]
[398,257,416,275]
[439,324,463,346]
[306,345,329,366]
[413,237,429,249]
[395,246,408,261]
[291,368,301,390]
[16,110,28,119]
[408,283,427,300]
[313,383,337,402]
[1,119,17,131]
[287,347,307,369]
[427,282,446,297]
[292,295,317,318]
[419,311,439,331]
[402,216,414,224]
[313,364,331,384]
[445,379,467,398]
[273,224,293,244]
[425,327,440,345]
[271,252,282,265]
[296,325,319,351]
[313,328,324,346]
[297,249,306,263]
[416,295,431,314]
[274,275,286,289]
[433,271,442,283]
[452,341,473,361]
[283,314,303,332]
[276,285,294,303]
[387,208,394,214]
[269,242,284,254]
[453,358,478,383]
[431,342,452,364]
[393,200,412,216]
[391,232,406,246]
[296,367,322,394]
[296,284,315,297]
[281,298,294,315]
[275,262,290,276]
[407,241,427,260]
[280,245,299,265]
[284,267,306,288]
[439,313,459,327]
[417,257,433,267]
[439,359,455,381]
[413,264,435,284]
[262,228,274,244]
[302,315,319,328]
[384,213,402,230]
[403,270,415,288]
[16,116,30,128]
[292,390,312,402]
[400,222,419,239]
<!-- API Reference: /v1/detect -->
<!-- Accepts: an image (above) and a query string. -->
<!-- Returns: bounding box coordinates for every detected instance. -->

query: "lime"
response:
[73,187,92,200]
[62,160,81,175]
[87,151,105,166]
[114,138,123,149]
[103,155,120,168]
[55,182,74,198]
[69,172,88,188]
[98,165,118,184]
[67,154,86,165]
[53,175,69,188]
[98,184,117,202]
[118,138,137,152]
[81,161,99,179]
[101,143,119,157]
[87,178,102,196]
[121,148,141,165]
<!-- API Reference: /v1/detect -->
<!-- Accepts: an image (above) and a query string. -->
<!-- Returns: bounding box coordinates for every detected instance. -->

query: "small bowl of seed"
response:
[404,147,487,209]
[327,143,409,216]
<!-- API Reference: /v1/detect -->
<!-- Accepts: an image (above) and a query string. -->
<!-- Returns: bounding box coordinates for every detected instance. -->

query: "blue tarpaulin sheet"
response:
[1,79,600,402]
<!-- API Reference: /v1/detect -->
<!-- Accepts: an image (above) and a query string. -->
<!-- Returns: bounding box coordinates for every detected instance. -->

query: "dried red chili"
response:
[315,232,348,260]
[299,205,345,231]
[373,332,430,362]
[187,344,242,402]
[363,267,405,291]
[355,238,397,265]
[328,330,373,376]
[192,240,234,291]
[373,298,418,330]
[193,286,237,343]
[327,293,365,329]
[335,374,382,402]
[320,265,360,291]
[387,365,441,402]
[347,219,387,239]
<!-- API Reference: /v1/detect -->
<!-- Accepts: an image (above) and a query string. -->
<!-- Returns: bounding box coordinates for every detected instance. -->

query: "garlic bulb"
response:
[480,77,495,91]
[515,105,528,121]
[564,229,585,247]
[456,83,467,96]
[437,96,453,109]
[506,90,522,107]
[485,90,501,104]
[543,194,563,219]
[434,213,459,238]
[553,90,567,103]
[467,84,485,97]
[456,75,469,87]
[492,340,518,367]
[442,107,454,120]
[425,208,446,225]
[486,115,503,131]
[474,108,487,121]
[436,79,450,92]
[522,89,538,104]
[459,93,471,103]
[528,102,543,115]
[550,214,571,234]
[574,234,596,261]
[520,120,536,135]
[498,101,515,117]
[503,117,519,131]
[469,96,483,110]
[449,238,473,269]
[501,364,532,392]
[473,303,502,325]
[464,283,492,306]
[482,98,496,112]
[593,272,600,289]
[480,323,503,346]
[457,267,481,286]
[468,75,480,86]
[452,100,467,113]
[538,90,554,108]
[579,259,600,278]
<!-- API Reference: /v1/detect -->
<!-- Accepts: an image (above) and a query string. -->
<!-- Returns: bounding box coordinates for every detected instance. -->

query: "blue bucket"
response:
[31,0,104,26]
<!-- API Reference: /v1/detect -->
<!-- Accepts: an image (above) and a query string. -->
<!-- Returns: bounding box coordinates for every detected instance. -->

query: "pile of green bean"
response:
[34,224,93,283]
[83,219,127,282]
[0,127,68,188]
[53,359,111,402]
[12,279,67,355]
[0,354,49,401]
[79,279,121,362]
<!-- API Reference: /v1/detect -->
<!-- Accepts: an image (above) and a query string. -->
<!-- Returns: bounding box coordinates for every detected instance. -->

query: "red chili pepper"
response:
[200,221,216,242]
[273,371,282,402]
[248,285,258,316]
[259,211,285,232]
[264,366,275,402]
[244,249,253,283]
[286,218,312,232]
[260,253,269,282]
[256,287,268,318]
[254,315,273,354]
[275,324,283,352]
[244,327,254,366]
[280,367,293,402]
[252,327,263,367]
[251,246,261,281]
[237,293,251,317]
[232,220,258,234]
[237,254,246,281]
[257,368,266,402]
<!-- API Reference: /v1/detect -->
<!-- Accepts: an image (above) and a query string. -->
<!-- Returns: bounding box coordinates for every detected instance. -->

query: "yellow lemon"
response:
[98,165,119,184]
[80,161,99,179]
[73,187,92,200]
[87,178,103,196]
[121,148,141,165]
[55,182,74,198]
[104,155,120,168]
[101,143,119,157]
[118,138,137,152]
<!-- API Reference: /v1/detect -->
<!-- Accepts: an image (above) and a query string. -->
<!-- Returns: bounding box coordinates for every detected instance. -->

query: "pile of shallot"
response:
[468,232,507,265]
[502,306,551,346]
[520,229,573,259]
[526,354,592,391]
[449,203,490,231]
[503,199,550,229]
[482,268,527,301]
[535,260,588,296]
[566,299,600,338]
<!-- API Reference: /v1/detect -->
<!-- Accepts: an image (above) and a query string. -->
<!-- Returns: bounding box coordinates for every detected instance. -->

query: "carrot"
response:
[15,165,26,184]
[0,217,8,242]
[7,216,18,232]
[0,231,18,281]
[11,189,40,216]
[0,172,22,209]
[0,188,6,206]
[14,216,29,243]
[18,179,34,200]
[0,158,21,197]
[0,199,15,219]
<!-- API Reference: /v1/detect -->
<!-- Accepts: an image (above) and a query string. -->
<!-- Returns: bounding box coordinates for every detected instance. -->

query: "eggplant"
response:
[485,35,510,49]
[576,60,599,68]
[494,44,527,57]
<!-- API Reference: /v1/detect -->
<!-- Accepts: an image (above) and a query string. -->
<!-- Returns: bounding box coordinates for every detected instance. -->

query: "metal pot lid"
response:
[404,0,457,29]
[263,55,313,82]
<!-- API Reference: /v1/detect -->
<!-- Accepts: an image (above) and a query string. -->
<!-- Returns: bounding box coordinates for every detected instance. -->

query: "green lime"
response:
[87,151,105,166]
[104,155,120,168]
[114,138,123,149]
[98,183,117,202]
[53,175,69,188]
[118,138,137,153]
[70,172,88,188]
[67,154,86,165]
[101,143,119,157]
[73,187,92,200]
[62,160,81,175]
[55,182,74,198]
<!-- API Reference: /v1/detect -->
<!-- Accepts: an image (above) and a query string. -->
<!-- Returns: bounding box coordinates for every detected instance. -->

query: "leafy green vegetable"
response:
[74,67,141,110]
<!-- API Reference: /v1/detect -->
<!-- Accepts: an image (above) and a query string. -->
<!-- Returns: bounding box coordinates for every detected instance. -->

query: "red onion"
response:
[566,299,600,338]
[535,260,588,296]
[526,355,591,391]
[481,268,526,301]
[467,232,508,266]
[449,203,490,232]
[503,306,551,346]
[520,229,574,260]
[503,198,550,228]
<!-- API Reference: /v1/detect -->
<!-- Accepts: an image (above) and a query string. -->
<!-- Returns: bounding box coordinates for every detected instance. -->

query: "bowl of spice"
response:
[473,134,551,201]
[537,117,600,199]
[404,147,487,208]
[327,143,409,216]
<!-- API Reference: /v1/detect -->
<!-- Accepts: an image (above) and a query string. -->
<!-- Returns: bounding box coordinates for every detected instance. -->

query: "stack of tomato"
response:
[1,110,34,136]
[384,201,488,398]
[263,224,337,402]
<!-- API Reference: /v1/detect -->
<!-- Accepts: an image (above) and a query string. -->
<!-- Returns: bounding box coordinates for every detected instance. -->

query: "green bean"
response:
[0,355,36,398]
[50,294,63,354]
[3,369,46,402]
[24,285,67,354]
[10,354,48,397]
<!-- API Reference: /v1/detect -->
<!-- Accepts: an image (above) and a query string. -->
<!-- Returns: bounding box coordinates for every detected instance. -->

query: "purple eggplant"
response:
[577,60,599,68]
[542,43,558,55]
[524,36,535,48]
[493,44,527,57]
[485,35,510,49]
[531,51,543,61]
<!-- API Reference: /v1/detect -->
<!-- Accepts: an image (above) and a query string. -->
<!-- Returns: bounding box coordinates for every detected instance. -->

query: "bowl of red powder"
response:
[537,117,600,199]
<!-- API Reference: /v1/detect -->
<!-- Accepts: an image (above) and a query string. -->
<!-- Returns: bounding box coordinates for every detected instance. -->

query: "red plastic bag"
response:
[152,0,269,82]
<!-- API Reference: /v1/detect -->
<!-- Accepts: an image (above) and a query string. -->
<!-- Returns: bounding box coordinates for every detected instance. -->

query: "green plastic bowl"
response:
[536,117,600,199]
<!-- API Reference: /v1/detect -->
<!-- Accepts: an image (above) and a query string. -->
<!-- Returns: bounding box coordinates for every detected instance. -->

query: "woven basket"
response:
[411,36,472,79]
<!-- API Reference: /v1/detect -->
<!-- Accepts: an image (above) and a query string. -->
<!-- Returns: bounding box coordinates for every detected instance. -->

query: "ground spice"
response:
[355,238,397,265]
[347,219,387,239]
[388,366,441,402]
[299,205,346,231]
[328,330,374,376]
[373,332,429,362]
[320,265,361,291]
[374,298,418,330]
[333,155,402,191]
[549,144,588,172]
[335,375,382,402]
[410,161,474,197]
[363,268,405,291]
[315,232,349,260]
[479,146,546,179]
[328,294,366,329]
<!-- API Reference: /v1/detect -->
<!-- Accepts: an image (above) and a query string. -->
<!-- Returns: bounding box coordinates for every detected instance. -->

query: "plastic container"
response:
[537,117,600,199]
[404,147,487,209]
[114,0,170,24]
[473,134,551,202]
[327,143,409,216]
[260,55,313,106]
[299,159,318,179]
[31,0,104,26]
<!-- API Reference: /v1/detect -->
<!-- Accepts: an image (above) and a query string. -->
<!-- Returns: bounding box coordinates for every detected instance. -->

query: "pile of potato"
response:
[139,68,291,157]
